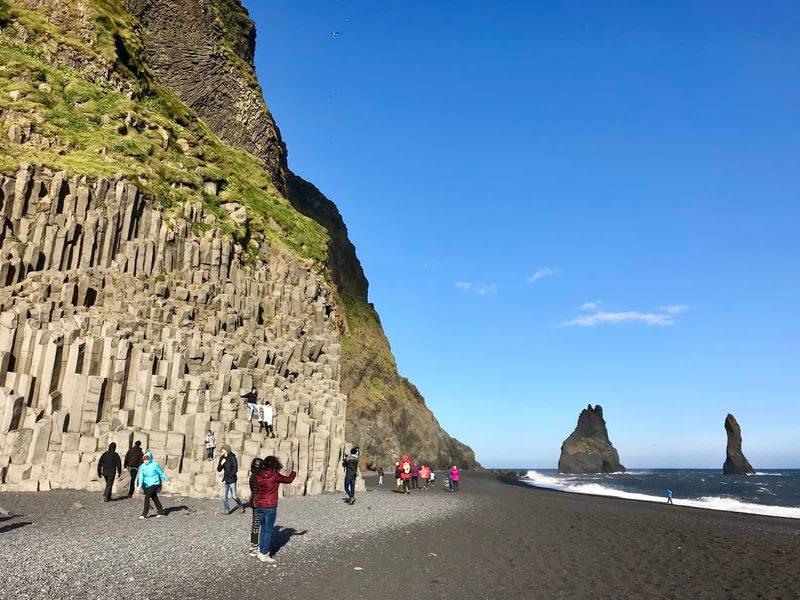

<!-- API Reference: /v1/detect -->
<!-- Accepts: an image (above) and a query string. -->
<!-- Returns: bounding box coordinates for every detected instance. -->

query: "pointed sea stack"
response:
[723,414,755,475]
[558,405,625,474]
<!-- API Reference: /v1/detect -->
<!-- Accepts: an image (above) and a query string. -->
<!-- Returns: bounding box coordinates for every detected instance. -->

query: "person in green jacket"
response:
[136,451,169,519]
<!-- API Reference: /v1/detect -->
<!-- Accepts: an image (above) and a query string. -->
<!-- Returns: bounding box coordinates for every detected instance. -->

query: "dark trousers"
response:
[128,468,138,496]
[206,447,214,460]
[411,476,419,489]
[344,476,356,499]
[402,479,410,493]
[142,484,164,517]
[251,508,260,548]
[452,480,459,492]
[103,475,115,501]
[260,422,275,437]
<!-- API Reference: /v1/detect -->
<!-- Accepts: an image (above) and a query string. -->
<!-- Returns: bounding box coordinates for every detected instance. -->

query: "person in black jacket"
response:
[217,444,245,514]
[97,442,122,502]
[342,447,360,505]
[248,457,264,556]
[123,441,144,498]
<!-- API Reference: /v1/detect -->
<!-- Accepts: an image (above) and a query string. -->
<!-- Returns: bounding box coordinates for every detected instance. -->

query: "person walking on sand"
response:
[243,386,259,421]
[411,462,420,489]
[123,440,144,498]
[667,489,674,505]
[342,447,360,505]
[136,452,169,519]
[429,470,436,487]
[377,466,384,487]
[395,462,402,492]
[419,464,430,489]
[97,442,122,502]
[259,401,275,438]
[248,457,264,556]
[217,444,245,514]
[450,465,460,492]
[400,455,412,494]
[205,431,216,461]
[253,455,297,563]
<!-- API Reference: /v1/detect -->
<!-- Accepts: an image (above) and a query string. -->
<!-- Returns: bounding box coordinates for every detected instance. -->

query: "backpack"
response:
[402,462,411,474]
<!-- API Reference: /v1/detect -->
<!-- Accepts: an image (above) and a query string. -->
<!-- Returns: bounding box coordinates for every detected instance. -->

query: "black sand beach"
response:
[1,472,798,599]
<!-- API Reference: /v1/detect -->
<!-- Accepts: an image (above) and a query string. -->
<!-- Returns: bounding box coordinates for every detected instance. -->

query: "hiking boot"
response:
[258,554,276,564]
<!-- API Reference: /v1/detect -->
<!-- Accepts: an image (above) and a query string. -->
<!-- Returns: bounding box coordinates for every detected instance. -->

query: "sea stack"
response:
[723,414,755,475]
[558,405,625,474]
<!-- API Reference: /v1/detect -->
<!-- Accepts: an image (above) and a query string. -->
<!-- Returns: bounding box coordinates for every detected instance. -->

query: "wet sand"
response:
[2,472,799,599]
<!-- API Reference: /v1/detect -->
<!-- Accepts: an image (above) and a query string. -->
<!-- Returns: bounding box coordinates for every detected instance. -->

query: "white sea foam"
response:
[521,471,800,519]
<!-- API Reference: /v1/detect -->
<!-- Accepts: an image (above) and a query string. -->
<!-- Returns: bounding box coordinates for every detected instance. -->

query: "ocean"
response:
[516,469,800,519]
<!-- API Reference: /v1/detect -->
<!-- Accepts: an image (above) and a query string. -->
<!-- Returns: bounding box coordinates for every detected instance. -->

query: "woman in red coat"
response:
[400,455,412,495]
[253,455,296,563]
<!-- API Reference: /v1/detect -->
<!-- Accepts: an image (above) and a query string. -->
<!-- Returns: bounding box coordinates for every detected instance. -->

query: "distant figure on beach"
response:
[252,455,297,563]
[123,440,144,498]
[420,464,430,489]
[248,457,264,556]
[395,462,402,491]
[429,471,436,487]
[342,447,360,505]
[259,401,275,438]
[400,456,412,494]
[97,442,122,502]
[136,452,169,519]
[450,465,460,492]
[205,430,216,461]
[218,444,245,514]
[243,386,259,421]
[411,463,420,489]
[377,466,384,486]
[667,489,674,505]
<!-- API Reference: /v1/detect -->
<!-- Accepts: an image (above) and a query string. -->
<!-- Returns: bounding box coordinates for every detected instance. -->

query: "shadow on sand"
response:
[271,526,308,555]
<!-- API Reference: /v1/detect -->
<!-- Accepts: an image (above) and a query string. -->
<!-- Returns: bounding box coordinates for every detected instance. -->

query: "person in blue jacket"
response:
[667,489,674,505]
[136,451,169,519]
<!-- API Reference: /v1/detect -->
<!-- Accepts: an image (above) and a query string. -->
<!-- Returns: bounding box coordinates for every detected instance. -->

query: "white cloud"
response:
[581,301,602,310]
[660,304,689,315]
[527,266,561,283]
[455,282,497,295]
[560,310,675,327]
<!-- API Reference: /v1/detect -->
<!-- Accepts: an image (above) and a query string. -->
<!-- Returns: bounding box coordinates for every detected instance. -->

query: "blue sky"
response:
[244,1,800,468]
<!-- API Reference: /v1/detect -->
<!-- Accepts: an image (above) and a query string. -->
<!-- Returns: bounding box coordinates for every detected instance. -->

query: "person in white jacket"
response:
[205,431,216,461]
[259,401,275,438]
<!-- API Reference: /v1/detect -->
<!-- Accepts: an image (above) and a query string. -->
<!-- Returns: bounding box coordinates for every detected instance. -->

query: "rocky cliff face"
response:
[0,0,476,496]
[723,413,754,475]
[558,404,625,474]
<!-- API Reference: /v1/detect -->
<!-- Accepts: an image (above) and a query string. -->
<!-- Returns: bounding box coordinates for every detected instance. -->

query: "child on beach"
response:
[429,471,436,487]
[377,466,384,486]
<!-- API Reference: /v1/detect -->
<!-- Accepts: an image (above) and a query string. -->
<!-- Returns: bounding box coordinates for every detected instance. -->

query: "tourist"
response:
[205,430,216,461]
[667,489,674,505]
[419,464,430,489]
[400,455,412,494]
[377,466,384,487]
[429,470,436,487]
[248,457,264,556]
[411,462,420,489]
[342,447,359,505]
[252,455,297,563]
[450,465,460,492]
[260,401,275,438]
[217,444,245,514]
[136,451,169,519]
[395,461,402,492]
[97,442,122,502]
[123,440,144,498]
[243,386,259,421]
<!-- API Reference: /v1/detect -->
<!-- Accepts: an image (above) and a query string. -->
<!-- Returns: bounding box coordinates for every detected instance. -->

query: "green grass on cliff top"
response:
[0,3,328,265]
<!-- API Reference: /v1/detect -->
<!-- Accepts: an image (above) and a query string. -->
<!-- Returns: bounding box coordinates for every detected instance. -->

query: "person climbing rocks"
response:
[342,447,360,505]
[97,442,122,502]
[253,455,297,563]
[450,465,460,492]
[248,457,264,556]
[259,401,275,438]
[243,386,259,421]
[217,444,245,514]
[205,430,216,461]
[667,489,674,505]
[136,451,169,519]
[400,456,412,494]
[411,462,420,489]
[377,466,384,487]
[123,440,144,498]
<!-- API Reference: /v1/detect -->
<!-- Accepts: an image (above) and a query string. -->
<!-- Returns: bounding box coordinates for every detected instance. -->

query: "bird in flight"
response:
[331,31,340,37]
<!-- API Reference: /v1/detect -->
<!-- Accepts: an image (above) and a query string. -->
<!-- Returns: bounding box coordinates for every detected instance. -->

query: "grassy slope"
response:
[0,1,328,265]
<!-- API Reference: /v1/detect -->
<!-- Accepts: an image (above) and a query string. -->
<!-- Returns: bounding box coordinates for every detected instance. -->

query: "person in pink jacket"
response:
[450,465,460,492]
[419,465,430,489]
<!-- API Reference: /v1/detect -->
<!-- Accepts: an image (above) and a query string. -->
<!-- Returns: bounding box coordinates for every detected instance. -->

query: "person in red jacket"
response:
[400,455,412,495]
[253,455,296,563]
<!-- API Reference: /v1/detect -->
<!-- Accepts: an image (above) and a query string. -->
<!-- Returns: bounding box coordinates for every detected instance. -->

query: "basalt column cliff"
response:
[0,0,476,496]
